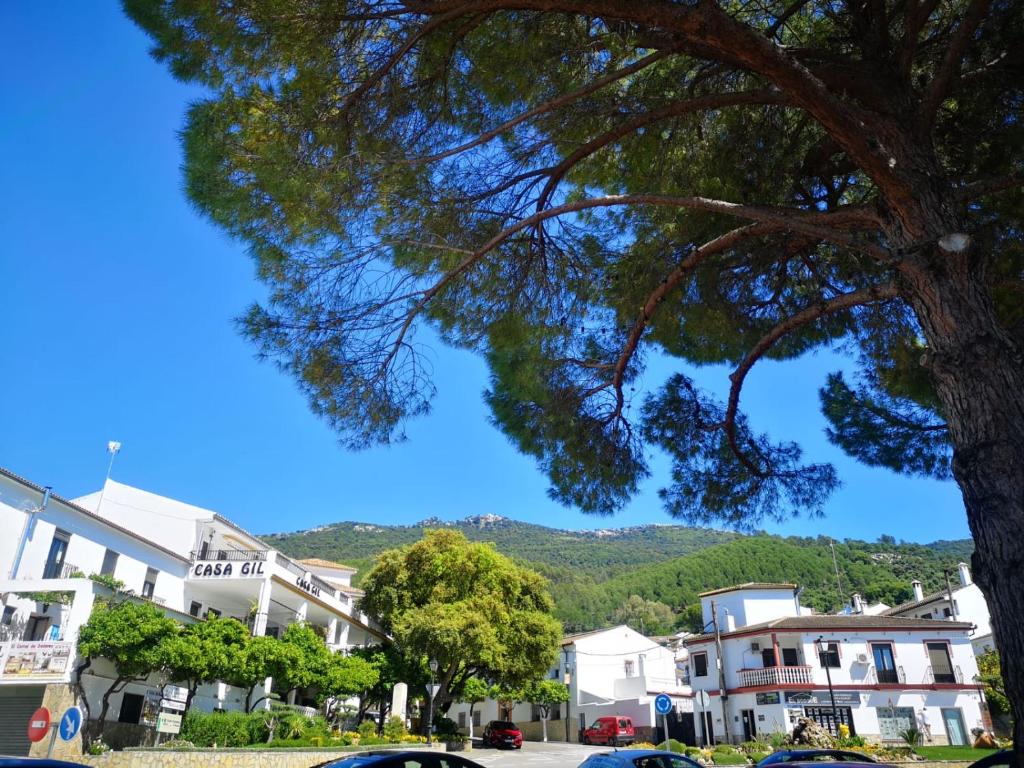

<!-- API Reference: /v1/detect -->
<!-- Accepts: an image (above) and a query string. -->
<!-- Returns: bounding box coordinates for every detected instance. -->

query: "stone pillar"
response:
[252,579,271,637]
[391,683,408,725]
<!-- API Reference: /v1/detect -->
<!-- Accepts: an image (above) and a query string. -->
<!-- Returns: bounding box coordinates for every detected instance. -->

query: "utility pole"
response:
[711,601,732,745]
[829,540,844,608]
[816,637,840,735]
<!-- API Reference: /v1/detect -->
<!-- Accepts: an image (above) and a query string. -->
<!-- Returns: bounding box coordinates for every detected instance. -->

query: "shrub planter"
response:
[445,741,468,752]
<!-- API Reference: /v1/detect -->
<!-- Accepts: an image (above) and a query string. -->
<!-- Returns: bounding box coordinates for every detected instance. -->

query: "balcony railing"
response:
[925,664,963,684]
[191,549,268,562]
[868,665,906,684]
[36,562,84,580]
[738,665,814,687]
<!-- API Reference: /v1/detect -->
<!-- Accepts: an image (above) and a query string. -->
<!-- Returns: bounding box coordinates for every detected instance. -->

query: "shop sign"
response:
[156,713,182,735]
[1,641,72,678]
[191,561,265,578]
[784,691,861,706]
[756,692,781,705]
[295,576,322,598]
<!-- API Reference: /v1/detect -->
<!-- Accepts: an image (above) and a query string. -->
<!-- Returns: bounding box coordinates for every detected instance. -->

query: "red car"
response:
[582,715,635,746]
[482,720,523,748]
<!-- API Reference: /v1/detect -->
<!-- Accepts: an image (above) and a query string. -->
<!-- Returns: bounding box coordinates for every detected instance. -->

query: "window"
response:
[761,648,777,667]
[188,601,202,617]
[692,652,708,677]
[42,530,70,579]
[142,568,159,599]
[2,606,15,626]
[624,659,635,677]
[927,642,956,683]
[100,549,119,576]
[782,648,799,666]
[871,643,899,683]
[206,608,221,619]
[921,612,933,619]
[473,711,481,727]
[198,540,210,559]
[118,693,145,724]
[818,642,840,668]
[458,712,466,727]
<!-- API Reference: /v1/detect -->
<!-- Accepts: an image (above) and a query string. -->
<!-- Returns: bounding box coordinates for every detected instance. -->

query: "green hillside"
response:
[263,517,973,634]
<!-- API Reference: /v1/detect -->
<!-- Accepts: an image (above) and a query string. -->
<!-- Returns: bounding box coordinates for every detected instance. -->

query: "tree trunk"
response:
[468,704,475,740]
[902,246,1024,767]
[542,712,549,742]
[95,676,127,740]
[185,680,199,712]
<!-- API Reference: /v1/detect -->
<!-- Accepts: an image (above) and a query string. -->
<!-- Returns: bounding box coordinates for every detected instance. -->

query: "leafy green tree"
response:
[350,645,420,728]
[226,635,300,712]
[76,599,178,738]
[613,595,677,636]
[358,530,562,729]
[458,677,491,739]
[521,680,570,742]
[163,616,249,710]
[128,0,1024,753]
[978,650,1011,724]
[318,651,380,721]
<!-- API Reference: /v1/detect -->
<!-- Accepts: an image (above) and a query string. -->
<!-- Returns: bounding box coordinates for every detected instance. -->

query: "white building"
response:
[685,583,984,747]
[447,624,692,743]
[882,565,995,655]
[0,467,384,757]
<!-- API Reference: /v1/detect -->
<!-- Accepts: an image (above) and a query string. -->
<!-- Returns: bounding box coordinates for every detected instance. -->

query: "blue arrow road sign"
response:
[654,694,672,715]
[58,706,82,741]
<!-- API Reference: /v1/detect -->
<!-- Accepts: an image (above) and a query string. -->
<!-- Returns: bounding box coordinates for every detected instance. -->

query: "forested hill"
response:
[263,517,973,634]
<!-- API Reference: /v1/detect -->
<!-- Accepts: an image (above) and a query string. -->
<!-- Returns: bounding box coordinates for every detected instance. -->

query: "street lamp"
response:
[815,637,840,736]
[427,658,438,746]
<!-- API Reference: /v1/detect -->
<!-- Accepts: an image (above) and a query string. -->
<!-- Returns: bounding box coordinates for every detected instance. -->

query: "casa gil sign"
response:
[191,561,266,578]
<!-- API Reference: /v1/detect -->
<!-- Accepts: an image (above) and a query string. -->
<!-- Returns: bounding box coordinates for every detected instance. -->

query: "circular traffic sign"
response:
[58,706,83,741]
[27,706,51,743]
[655,693,673,715]
[695,690,712,708]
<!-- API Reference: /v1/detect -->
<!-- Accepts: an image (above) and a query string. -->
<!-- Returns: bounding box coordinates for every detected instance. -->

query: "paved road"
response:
[465,741,609,768]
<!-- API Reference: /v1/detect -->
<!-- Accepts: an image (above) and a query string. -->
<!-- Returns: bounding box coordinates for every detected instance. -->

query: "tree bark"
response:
[95,676,128,740]
[901,243,1024,767]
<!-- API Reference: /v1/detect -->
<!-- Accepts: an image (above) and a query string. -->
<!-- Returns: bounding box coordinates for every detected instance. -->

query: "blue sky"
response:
[0,3,968,542]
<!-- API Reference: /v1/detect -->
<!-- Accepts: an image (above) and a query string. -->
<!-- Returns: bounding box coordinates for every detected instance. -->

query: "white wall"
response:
[701,588,800,630]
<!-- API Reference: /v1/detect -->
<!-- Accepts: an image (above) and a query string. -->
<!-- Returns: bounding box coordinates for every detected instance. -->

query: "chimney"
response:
[852,594,864,614]
[957,562,972,587]
[724,613,736,632]
[912,580,924,602]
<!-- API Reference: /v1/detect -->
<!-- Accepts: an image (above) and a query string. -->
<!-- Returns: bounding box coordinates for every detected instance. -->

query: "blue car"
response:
[313,750,488,768]
[0,760,87,767]
[757,750,877,765]
[579,749,705,768]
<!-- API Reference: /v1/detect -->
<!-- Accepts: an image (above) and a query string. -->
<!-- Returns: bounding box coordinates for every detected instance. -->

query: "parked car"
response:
[579,748,704,768]
[482,719,523,748]
[582,715,636,746]
[964,751,1015,768]
[0,760,87,767]
[757,751,878,766]
[314,750,488,768]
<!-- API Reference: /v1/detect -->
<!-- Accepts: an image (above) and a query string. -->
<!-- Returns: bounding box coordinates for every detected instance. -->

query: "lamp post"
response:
[427,658,438,746]
[816,637,839,736]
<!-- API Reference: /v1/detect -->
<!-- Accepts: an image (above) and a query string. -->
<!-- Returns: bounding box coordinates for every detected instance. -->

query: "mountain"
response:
[263,518,974,634]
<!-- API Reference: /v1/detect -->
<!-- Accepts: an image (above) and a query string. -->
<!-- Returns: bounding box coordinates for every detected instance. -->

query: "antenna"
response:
[94,441,122,514]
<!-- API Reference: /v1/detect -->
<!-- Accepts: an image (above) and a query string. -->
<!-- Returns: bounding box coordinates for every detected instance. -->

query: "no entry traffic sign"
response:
[27,706,51,743]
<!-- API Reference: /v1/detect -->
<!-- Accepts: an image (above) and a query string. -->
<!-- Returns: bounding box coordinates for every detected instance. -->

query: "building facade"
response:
[447,624,692,743]
[882,565,995,655]
[686,584,984,747]
[0,468,384,757]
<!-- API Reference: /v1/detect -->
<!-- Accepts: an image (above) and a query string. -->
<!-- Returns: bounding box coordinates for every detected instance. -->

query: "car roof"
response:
[590,750,701,760]
[317,751,486,768]
[766,751,874,761]
[0,760,88,767]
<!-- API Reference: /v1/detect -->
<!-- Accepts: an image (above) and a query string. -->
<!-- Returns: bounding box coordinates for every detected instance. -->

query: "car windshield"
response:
[633,756,699,768]
[491,721,517,729]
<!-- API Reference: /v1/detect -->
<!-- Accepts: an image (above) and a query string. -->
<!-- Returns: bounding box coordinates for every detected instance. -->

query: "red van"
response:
[582,715,635,746]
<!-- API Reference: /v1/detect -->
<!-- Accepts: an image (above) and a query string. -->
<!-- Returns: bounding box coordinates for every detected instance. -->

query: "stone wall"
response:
[80,745,447,768]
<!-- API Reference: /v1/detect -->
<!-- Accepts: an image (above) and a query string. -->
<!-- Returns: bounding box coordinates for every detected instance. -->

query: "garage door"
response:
[0,685,46,756]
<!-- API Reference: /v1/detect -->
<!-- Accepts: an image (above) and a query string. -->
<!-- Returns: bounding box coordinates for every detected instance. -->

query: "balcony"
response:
[190,549,268,562]
[925,665,963,685]
[738,665,814,687]
[868,665,906,685]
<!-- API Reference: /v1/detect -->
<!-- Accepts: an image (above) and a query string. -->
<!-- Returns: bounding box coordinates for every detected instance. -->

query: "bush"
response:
[633,742,659,750]
[714,744,737,754]
[837,735,866,748]
[658,739,687,753]
[88,741,111,755]
[180,710,253,747]
[358,719,378,741]
[749,753,769,764]
[433,716,461,740]
[712,753,750,765]
[383,715,407,742]
[685,747,705,757]
[901,727,923,747]
[768,732,788,749]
